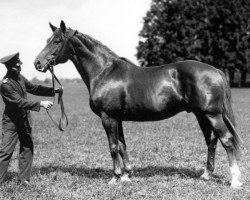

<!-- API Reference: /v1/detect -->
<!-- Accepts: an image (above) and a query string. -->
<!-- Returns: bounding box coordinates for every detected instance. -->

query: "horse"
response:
[34,20,243,188]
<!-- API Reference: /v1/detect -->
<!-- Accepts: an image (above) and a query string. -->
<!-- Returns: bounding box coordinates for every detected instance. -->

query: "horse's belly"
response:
[122,96,185,121]
[122,109,183,121]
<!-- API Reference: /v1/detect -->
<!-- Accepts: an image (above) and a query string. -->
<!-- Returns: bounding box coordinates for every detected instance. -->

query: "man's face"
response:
[8,58,22,75]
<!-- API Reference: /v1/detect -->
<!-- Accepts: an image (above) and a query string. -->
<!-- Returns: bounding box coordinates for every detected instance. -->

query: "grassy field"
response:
[0,81,249,200]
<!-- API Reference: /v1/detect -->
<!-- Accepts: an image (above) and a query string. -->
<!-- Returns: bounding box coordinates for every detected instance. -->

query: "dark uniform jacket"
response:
[0,73,54,132]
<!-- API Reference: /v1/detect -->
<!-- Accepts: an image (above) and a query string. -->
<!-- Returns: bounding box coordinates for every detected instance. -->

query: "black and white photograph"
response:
[0,0,249,199]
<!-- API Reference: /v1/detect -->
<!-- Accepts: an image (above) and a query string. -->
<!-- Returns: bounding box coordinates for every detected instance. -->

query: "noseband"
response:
[45,30,76,131]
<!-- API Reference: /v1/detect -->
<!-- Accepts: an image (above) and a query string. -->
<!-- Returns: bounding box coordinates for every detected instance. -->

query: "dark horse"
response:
[34,21,242,188]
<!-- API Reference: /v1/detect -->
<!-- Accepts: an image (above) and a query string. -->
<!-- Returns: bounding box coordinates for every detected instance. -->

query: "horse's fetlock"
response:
[114,168,122,177]
[125,164,132,173]
[207,164,215,173]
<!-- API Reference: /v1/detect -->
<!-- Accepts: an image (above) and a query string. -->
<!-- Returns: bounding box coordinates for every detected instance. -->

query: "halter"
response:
[45,29,76,131]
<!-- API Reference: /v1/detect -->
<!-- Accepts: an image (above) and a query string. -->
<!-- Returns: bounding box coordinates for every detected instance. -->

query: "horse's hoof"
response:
[231,181,243,189]
[121,174,131,182]
[108,176,118,185]
[200,171,210,180]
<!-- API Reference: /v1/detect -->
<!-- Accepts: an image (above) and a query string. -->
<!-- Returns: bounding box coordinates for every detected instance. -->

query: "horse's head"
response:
[34,20,77,72]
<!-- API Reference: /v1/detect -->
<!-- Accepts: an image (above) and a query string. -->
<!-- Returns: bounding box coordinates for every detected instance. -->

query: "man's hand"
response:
[40,101,53,109]
[54,87,63,94]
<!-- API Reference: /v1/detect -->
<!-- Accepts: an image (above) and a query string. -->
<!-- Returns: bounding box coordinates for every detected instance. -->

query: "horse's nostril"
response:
[34,60,42,69]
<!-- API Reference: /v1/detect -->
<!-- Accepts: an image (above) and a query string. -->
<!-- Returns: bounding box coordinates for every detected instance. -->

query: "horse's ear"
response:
[49,22,57,32]
[60,20,66,34]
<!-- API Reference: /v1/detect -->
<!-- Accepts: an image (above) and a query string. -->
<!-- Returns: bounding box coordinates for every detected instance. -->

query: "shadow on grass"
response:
[33,165,112,179]
[33,164,224,184]
[133,165,203,179]
[133,165,226,185]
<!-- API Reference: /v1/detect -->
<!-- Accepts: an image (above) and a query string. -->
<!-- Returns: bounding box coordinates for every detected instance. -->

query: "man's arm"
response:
[1,83,41,111]
[1,83,53,111]
[23,76,58,97]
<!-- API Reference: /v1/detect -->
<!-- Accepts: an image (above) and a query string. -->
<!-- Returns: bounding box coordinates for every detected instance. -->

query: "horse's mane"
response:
[76,32,138,66]
[77,32,119,57]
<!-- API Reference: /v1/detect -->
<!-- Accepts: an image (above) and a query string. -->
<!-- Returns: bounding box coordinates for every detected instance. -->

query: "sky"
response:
[0,0,151,80]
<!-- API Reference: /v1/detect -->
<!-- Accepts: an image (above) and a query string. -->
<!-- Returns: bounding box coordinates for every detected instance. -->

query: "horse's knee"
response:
[118,143,126,155]
[110,146,119,158]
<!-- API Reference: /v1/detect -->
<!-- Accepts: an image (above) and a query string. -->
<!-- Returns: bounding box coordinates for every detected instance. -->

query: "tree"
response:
[137,0,250,86]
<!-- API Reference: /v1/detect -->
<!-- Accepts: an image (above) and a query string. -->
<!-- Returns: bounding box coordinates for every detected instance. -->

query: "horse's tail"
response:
[219,70,243,160]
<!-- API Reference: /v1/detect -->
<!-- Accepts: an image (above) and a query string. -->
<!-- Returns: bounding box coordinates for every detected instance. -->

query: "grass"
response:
[0,82,249,199]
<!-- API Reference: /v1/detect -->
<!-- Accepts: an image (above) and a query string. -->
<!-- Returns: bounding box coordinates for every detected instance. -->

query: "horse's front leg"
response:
[101,113,122,184]
[118,121,132,182]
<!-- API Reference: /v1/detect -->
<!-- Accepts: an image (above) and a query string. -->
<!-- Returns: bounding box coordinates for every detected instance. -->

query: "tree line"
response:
[136,0,250,87]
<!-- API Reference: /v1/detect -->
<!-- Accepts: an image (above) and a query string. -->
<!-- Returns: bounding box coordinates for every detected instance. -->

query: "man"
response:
[0,52,59,185]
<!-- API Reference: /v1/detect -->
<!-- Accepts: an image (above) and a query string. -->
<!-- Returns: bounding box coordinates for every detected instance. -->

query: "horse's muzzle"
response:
[34,60,47,72]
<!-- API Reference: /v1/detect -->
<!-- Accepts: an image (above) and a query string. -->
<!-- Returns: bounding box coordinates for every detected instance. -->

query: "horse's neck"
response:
[69,35,114,92]
[70,55,91,91]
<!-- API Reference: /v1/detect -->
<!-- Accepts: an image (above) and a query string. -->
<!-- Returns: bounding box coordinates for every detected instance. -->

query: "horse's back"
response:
[161,60,219,75]
[127,60,220,78]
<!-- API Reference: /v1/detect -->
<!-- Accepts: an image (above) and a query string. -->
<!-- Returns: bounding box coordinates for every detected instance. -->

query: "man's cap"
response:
[0,52,19,64]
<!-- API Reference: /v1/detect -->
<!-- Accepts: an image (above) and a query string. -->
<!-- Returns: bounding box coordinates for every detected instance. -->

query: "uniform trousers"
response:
[0,116,33,183]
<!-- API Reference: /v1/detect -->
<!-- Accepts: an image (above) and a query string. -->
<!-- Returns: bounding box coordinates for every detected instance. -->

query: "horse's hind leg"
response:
[206,114,242,188]
[101,113,122,184]
[118,121,132,182]
[195,113,218,180]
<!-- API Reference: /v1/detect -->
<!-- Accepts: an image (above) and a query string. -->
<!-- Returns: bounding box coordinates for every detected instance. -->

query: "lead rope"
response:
[46,66,68,131]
